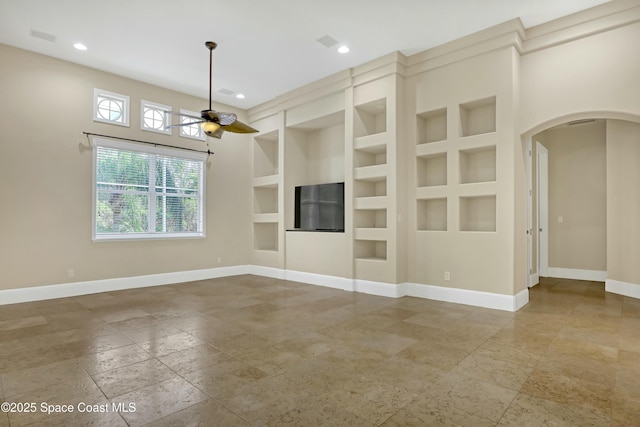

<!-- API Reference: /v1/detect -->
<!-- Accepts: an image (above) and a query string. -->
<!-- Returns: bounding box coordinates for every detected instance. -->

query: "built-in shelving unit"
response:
[414,96,498,234]
[251,125,282,264]
[351,76,403,284]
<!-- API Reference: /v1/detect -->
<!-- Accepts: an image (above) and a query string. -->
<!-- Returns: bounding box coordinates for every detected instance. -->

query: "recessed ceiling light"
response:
[235,93,245,99]
[338,45,350,54]
[73,43,88,51]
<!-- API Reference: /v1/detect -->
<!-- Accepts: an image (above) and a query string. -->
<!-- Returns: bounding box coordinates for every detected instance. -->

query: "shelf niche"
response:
[354,178,387,198]
[459,97,496,137]
[459,146,496,184]
[254,222,279,250]
[460,195,496,232]
[417,153,447,187]
[417,108,447,144]
[355,148,387,168]
[253,131,279,178]
[354,240,387,260]
[354,98,387,138]
[354,209,387,228]
[417,198,447,231]
[253,186,278,214]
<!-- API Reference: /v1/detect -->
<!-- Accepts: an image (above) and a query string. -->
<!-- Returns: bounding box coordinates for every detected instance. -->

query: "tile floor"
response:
[0,275,638,426]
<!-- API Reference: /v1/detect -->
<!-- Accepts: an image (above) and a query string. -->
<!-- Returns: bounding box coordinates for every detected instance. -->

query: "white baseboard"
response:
[529,273,540,288]
[285,270,353,291]
[405,282,528,312]
[246,265,285,280]
[0,265,251,306]
[606,279,640,299]
[355,279,407,298]
[1,265,528,312]
[547,267,607,282]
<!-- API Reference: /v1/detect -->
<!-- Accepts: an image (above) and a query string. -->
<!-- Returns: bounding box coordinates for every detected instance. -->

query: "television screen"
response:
[294,182,344,231]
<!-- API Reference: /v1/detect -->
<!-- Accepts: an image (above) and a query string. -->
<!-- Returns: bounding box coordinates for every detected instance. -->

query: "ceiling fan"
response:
[168,41,258,139]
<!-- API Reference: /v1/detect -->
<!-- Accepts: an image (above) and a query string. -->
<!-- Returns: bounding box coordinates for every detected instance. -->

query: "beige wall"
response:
[0,44,252,290]
[538,121,607,271]
[606,120,640,285]
[520,20,640,135]
[3,1,640,300]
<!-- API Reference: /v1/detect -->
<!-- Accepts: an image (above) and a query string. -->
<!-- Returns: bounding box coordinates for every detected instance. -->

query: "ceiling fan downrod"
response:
[205,41,217,112]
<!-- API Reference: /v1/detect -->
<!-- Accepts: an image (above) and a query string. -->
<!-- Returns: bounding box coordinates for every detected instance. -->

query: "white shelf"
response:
[253,222,279,250]
[354,239,387,261]
[354,164,388,181]
[354,133,388,153]
[253,175,279,188]
[354,227,388,240]
[252,213,279,223]
[354,196,388,210]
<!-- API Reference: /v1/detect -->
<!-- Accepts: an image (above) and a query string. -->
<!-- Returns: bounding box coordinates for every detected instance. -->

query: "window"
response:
[141,100,171,134]
[93,89,130,126]
[178,109,205,141]
[92,138,206,240]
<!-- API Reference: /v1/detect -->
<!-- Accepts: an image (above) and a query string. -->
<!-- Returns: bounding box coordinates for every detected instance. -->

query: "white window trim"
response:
[141,99,172,135]
[93,88,130,127]
[91,137,206,241]
[178,109,205,141]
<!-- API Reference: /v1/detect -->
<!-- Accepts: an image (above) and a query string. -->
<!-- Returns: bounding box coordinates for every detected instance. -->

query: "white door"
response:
[537,142,549,277]
[526,138,534,287]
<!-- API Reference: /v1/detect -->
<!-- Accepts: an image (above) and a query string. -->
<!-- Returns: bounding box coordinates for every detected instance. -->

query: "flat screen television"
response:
[294,182,344,232]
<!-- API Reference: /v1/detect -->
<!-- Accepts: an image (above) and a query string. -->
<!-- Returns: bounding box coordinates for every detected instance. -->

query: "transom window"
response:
[141,100,171,134]
[93,89,130,127]
[179,109,205,141]
[92,138,206,240]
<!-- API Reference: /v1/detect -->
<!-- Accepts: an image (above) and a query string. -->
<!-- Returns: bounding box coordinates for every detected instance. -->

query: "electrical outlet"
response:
[217,257,222,264]
[444,271,450,281]
[68,269,75,278]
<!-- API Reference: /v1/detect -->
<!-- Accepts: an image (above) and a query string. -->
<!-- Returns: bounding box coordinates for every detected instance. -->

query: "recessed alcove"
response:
[417,153,447,187]
[459,146,496,184]
[354,98,387,137]
[254,131,279,178]
[354,178,387,198]
[354,240,387,260]
[354,209,387,228]
[253,186,278,214]
[417,108,447,144]
[254,222,279,250]
[459,97,496,137]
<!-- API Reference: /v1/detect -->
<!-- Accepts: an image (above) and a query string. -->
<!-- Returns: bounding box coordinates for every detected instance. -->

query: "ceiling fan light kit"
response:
[167,41,258,139]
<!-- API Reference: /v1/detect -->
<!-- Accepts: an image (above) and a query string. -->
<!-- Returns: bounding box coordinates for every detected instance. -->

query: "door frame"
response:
[537,141,549,278]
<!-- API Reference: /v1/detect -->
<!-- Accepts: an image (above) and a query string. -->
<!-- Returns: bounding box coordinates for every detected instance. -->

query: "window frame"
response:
[93,88,130,127]
[91,137,206,241]
[140,99,172,135]
[178,109,206,141]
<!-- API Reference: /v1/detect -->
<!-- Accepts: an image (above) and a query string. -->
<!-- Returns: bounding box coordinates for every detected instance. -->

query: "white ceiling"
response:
[0,0,611,110]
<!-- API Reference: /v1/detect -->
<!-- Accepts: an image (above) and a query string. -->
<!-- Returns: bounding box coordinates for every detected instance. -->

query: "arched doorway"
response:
[521,113,640,299]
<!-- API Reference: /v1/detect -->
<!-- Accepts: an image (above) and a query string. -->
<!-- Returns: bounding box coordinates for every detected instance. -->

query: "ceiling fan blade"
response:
[167,111,202,121]
[222,120,259,134]
[203,110,237,126]
[166,120,203,129]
